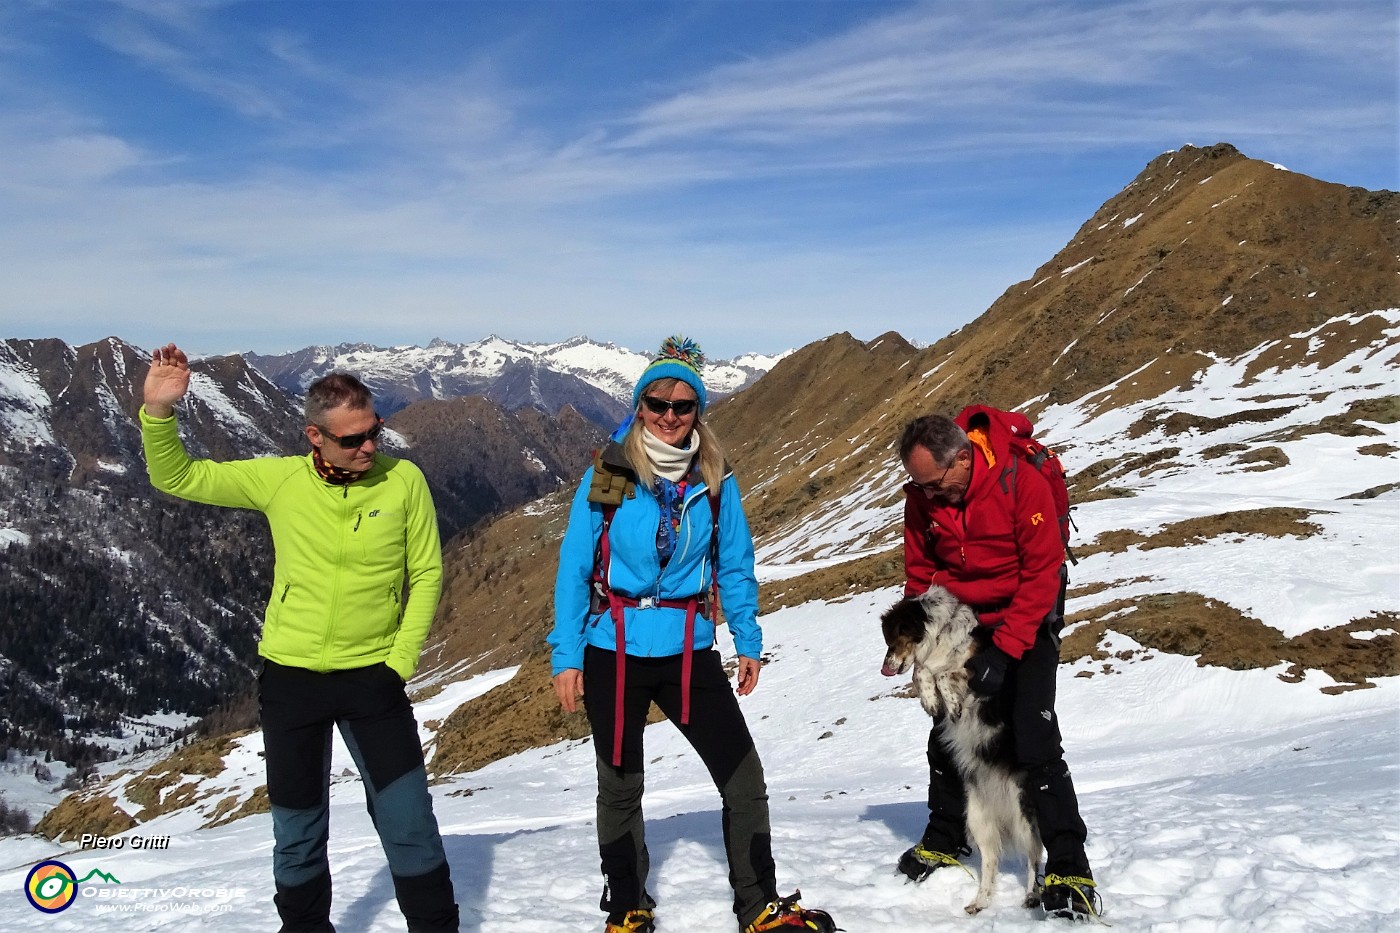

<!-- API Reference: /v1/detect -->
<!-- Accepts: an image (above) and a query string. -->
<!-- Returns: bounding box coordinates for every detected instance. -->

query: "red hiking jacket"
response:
[903,405,1064,659]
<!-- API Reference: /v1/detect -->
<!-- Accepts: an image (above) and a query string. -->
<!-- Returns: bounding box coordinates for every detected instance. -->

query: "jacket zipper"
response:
[321,484,353,668]
[957,505,969,566]
[659,482,708,598]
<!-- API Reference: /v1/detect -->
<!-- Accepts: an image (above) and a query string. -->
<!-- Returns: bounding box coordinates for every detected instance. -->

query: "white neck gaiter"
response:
[642,428,698,482]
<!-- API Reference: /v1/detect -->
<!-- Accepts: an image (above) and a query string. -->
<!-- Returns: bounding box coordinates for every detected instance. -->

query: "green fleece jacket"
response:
[140,408,443,680]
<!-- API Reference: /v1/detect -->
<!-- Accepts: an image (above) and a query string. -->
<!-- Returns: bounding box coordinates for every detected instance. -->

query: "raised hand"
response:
[143,343,192,418]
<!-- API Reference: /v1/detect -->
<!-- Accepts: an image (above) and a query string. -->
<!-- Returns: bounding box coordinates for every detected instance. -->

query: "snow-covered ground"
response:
[1,582,1395,931]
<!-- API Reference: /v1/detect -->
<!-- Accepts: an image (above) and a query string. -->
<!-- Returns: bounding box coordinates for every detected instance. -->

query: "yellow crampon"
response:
[604,908,655,933]
[1041,874,1110,926]
[911,844,979,884]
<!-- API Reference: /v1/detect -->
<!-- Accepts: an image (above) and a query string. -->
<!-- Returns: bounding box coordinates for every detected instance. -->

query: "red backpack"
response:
[1002,418,1076,564]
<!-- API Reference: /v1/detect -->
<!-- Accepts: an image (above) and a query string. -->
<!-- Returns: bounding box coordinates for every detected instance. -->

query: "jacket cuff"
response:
[551,652,585,676]
[733,636,762,660]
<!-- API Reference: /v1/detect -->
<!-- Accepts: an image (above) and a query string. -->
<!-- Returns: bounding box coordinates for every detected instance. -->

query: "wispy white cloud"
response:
[83,0,290,120]
[616,0,1395,157]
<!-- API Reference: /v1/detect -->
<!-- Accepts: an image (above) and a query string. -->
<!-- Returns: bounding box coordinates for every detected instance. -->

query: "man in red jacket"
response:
[895,406,1100,921]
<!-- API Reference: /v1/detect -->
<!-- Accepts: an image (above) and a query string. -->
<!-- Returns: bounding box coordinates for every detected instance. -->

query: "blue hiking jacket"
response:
[549,450,761,675]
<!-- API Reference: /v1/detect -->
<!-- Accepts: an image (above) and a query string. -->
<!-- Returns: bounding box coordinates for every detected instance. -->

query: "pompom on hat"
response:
[632,335,708,415]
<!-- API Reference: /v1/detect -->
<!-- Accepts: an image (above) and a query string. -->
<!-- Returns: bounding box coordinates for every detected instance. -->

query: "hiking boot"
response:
[1039,874,1101,922]
[742,890,837,932]
[604,908,655,933]
[896,843,967,882]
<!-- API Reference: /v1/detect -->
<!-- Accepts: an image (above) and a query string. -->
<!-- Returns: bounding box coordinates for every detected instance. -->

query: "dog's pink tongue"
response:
[880,660,899,677]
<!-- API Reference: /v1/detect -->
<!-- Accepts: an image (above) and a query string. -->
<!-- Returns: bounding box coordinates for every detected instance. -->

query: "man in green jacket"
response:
[141,343,457,933]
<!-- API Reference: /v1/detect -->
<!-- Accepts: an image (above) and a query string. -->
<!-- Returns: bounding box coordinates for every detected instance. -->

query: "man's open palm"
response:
[143,343,191,416]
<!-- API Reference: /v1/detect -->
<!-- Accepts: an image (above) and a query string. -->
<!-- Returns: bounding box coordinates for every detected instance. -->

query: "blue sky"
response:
[1,0,1394,359]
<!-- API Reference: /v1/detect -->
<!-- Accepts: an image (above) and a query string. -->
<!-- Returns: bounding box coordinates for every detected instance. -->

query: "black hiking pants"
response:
[260,660,459,933]
[583,645,777,928]
[920,621,1092,878]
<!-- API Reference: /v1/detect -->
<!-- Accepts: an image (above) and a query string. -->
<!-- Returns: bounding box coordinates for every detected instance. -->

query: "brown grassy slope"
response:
[924,143,1399,414]
[387,396,602,541]
[423,489,574,683]
[708,331,919,542]
[1062,597,1398,692]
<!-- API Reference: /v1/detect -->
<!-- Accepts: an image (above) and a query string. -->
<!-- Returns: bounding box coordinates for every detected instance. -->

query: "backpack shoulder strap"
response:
[997,448,1019,496]
[587,447,631,590]
[591,502,618,590]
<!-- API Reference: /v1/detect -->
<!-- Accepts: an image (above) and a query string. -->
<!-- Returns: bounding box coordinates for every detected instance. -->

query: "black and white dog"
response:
[880,586,1043,915]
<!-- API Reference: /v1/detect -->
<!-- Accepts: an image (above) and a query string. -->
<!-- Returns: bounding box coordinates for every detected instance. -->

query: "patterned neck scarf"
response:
[643,429,698,564]
[312,446,364,486]
[654,477,689,564]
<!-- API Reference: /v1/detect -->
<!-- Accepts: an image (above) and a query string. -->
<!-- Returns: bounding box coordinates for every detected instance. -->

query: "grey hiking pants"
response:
[582,645,777,927]
[260,660,458,933]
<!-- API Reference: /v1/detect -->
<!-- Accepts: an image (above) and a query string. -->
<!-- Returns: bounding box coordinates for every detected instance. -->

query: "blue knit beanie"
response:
[632,335,708,414]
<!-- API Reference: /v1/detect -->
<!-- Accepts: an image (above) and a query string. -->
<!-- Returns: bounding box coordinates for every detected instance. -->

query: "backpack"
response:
[968,409,1075,565]
[1001,422,1077,565]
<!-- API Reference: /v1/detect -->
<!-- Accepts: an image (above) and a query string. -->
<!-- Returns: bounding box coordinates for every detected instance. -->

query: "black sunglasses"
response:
[317,416,384,450]
[641,396,698,417]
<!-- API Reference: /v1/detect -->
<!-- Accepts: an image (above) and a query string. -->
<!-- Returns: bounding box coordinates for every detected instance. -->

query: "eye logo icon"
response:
[25,860,78,913]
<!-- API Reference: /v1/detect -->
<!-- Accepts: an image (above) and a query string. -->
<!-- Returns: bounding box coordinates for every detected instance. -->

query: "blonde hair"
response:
[624,377,727,490]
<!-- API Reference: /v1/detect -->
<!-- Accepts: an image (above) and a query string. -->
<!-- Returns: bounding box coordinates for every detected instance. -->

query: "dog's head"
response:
[879,597,927,676]
[880,586,980,677]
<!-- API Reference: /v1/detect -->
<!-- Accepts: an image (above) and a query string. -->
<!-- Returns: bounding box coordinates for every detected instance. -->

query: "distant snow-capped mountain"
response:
[244,335,787,424]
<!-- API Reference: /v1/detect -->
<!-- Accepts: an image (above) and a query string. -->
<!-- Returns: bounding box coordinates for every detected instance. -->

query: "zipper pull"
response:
[354,512,362,532]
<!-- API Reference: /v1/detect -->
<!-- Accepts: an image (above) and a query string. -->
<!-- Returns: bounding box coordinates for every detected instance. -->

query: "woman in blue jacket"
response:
[550,336,835,933]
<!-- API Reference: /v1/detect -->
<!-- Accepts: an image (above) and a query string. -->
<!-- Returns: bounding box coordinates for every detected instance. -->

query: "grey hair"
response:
[305,372,373,426]
[898,415,970,467]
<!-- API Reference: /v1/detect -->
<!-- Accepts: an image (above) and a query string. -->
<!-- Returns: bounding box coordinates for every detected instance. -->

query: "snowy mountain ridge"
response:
[244,334,787,420]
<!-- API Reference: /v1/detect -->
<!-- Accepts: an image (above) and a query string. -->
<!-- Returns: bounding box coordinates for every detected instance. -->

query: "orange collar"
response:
[967,426,996,469]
